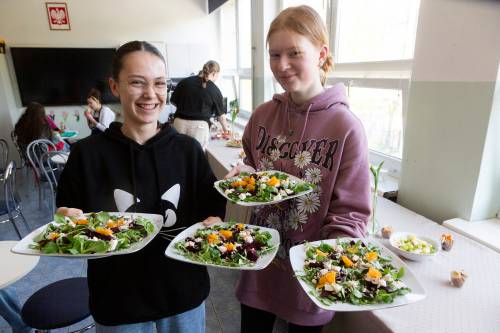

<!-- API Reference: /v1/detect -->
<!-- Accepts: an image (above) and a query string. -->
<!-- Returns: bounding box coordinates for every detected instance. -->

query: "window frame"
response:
[219,0,253,117]
[328,0,419,179]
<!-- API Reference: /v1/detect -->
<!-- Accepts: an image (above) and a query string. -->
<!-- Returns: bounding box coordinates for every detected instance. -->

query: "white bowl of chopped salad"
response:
[389,232,439,261]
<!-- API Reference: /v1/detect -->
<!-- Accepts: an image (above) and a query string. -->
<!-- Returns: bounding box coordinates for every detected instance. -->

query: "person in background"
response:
[171,60,229,149]
[56,41,226,333]
[0,288,31,333]
[14,101,69,152]
[224,6,371,333]
[84,88,115,136]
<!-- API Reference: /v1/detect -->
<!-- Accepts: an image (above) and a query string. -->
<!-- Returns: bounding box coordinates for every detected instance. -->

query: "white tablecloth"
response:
[368,198,500,333]
[205,140,500,333]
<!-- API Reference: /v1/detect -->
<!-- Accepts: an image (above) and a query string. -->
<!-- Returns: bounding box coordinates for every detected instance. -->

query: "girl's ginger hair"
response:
[267,5,333,85]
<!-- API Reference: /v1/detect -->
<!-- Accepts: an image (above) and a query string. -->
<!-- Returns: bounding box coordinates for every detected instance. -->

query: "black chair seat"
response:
[22,277,90,330]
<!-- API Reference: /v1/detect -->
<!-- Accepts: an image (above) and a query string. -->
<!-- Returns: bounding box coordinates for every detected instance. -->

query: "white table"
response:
[206,139,252,224]
[328,198,500,333]
[1,241,39,289]
[206,141,500,332]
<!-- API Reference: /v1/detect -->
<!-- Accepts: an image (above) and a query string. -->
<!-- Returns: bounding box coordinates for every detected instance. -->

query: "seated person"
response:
[14,101,70,153]
[84,88,115,136]
[0,288,31,333]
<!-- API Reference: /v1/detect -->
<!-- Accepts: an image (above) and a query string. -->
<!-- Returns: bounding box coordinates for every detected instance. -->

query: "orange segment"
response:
[225,243,235,252]
[95,227,113,236]
[317,271,336,289]
[367,267,382,279]
[341,255,353,267]
[364,252,378,262]
[48,232,60,240]
[267,176,280,187]
[219,230,233,240]
[207,233,220,244]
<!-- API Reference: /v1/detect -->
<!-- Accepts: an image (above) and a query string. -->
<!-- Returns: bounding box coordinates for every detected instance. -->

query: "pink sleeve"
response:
[46,116,58,130]
[242,114,257,169]
[320,123,372,239]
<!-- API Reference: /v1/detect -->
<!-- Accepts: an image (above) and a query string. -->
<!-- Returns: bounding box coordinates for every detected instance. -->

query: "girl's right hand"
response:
[57,207,83,217]
[224,164,256,179]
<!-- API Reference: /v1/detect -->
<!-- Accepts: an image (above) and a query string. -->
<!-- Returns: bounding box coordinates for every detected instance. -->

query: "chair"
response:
[0,161,30,239]
[40,151,67,213]
[0,138,8,179]
[10,130,28,169]
[26,139,56,209]
[21,277,94,333]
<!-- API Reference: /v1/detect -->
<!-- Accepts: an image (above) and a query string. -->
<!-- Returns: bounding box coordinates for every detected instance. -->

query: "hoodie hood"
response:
[105,122,177,148]
[272,82,349,113]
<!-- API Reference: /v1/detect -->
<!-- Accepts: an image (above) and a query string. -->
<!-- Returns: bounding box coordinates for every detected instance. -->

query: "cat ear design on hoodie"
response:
[161,184,180,227]
[114,189,141,212]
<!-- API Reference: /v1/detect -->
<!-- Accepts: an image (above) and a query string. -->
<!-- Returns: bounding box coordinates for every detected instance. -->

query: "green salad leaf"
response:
[298,240,411,306]
[174,223,276,267]
[217,171,314,203]
[29,213,155,255]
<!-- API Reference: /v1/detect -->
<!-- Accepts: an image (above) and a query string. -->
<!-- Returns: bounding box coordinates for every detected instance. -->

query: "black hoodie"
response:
[56,122,226,325]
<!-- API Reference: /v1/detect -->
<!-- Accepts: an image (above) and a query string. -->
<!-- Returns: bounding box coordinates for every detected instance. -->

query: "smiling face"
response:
[109,51,167,130]
[268,29,327,105]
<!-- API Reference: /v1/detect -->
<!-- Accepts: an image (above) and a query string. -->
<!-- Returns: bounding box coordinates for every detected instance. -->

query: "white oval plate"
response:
[11,212,164,259]
[290,238,427,311]
[165,221,280,270]
[214,170,313,207]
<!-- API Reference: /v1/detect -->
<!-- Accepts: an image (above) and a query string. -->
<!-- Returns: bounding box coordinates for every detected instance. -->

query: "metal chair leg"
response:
[18,209,30,233]
[9,215,22,239]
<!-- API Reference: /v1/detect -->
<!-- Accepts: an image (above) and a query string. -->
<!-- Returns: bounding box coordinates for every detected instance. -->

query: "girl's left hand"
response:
[202,216,222,226]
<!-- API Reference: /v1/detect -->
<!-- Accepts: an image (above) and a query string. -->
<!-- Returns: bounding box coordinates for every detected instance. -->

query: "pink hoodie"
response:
[235,83,371,326]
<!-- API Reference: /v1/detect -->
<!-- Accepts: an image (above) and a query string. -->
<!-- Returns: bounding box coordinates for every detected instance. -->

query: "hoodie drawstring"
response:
[297,103,313,151]
[286,99,313,152]
[129,144,138,213]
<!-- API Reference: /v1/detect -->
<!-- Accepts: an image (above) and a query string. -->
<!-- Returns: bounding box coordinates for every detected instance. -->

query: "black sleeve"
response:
[56,143,85,209]
[210,84,225,117]
[193,141,226,221]
[170,80,184,106]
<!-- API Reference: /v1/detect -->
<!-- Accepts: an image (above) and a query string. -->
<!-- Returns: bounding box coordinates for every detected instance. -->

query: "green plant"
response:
[229,98,239,124]
[369,161,384,234]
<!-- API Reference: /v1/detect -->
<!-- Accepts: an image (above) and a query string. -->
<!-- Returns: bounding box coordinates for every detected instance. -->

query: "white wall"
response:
[398,0,500,222]
[0,0,221,139]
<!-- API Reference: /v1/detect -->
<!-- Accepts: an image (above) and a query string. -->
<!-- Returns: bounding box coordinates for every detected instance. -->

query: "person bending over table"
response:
[171,60,230,149]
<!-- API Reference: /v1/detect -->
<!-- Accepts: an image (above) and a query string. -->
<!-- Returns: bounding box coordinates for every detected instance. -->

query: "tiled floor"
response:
[0,167,292,333]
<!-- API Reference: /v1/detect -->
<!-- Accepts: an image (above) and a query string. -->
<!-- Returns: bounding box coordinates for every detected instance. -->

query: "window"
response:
[335,0,420,63]
[329,0,420,176]
[348,85,404,158]
[219,0,252,115]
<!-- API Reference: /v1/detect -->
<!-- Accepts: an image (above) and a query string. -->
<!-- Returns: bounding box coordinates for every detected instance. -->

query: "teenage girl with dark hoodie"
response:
[56,41,226,333]
[224,6,371,333]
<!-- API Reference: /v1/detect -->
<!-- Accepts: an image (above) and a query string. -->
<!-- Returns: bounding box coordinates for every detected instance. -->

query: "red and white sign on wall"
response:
[46,2,71,30]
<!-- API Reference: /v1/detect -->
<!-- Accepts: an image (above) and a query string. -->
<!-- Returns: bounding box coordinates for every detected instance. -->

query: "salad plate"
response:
[165,221,280,270]
[214,170,314,206]
[11,212,164,258]
[290,238,426,311]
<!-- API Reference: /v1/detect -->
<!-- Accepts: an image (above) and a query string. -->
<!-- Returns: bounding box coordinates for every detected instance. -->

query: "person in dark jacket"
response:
[56,41,226,333]
[171,60,230,149]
